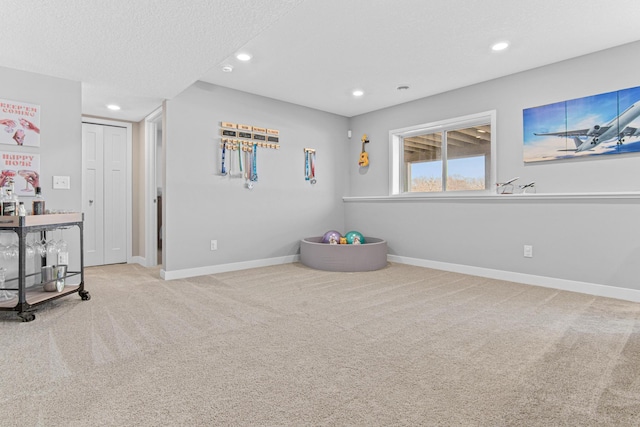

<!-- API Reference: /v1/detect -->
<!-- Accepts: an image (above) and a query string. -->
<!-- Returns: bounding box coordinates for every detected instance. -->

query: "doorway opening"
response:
[145,108,163,267]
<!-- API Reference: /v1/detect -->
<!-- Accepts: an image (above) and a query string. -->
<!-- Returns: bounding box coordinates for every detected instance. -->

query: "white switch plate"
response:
[53,176,70,189]
[523,245,533,258]
[58,251,69,265]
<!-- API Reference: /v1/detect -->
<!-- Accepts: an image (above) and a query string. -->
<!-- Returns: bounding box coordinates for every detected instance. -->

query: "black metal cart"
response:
[0,213,89,322]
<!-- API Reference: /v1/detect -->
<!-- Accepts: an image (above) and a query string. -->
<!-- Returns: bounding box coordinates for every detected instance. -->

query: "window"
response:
[390,111,496,195]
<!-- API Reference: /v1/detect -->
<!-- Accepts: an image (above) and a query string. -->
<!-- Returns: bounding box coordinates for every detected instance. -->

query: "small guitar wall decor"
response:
[359,134,369,167]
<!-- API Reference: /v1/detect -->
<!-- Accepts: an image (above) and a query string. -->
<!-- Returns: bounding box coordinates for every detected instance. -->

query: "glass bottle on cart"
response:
[2,188,18,216]
[32,186,45,215]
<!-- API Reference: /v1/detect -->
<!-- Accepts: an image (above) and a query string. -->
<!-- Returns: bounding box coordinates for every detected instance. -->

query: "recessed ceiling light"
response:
[491,41,509,51]
[222,64,233,72]
[236,53,252,61]
[107,104,121,111]
[352,90,364,97]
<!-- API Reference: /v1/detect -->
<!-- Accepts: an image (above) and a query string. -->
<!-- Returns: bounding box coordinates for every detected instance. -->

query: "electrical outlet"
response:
[58,251,69,265]
[210,240,217,251]
[53,176,71,189]
[523,245,533,258]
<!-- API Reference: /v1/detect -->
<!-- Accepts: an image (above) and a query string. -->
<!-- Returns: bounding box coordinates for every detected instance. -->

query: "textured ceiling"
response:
[201,0,640,117]
[1,0,640,122]
[0,0,304,121]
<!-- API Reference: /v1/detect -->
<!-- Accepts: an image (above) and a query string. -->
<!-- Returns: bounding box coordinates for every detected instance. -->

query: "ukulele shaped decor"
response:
[358,134,369,167]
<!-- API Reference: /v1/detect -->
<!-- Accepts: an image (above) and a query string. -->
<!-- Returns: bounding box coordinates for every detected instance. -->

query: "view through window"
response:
[403,123,491,193]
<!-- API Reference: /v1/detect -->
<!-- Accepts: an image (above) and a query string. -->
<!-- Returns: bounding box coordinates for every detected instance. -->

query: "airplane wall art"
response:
[523,85,640,163]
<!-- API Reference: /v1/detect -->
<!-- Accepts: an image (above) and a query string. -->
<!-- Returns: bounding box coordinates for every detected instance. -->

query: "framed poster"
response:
[0,152,40,196]
[0,99,41,147]
[523,86,640,162]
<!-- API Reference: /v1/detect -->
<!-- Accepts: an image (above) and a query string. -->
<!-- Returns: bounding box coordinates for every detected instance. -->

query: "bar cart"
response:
[0,213,89,322]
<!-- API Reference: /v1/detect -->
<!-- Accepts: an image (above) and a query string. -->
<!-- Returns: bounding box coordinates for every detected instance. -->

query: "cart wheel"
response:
[19,312,35,322]
[80,290,91,301]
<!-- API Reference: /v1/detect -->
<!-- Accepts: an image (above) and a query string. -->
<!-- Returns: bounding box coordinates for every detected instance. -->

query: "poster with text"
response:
[0,152,41,196]
[523,86,640,162]
[0,99,41,147]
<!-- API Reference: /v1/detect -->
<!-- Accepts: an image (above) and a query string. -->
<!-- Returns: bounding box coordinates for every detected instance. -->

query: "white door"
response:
[83,123,104,267]
[82,123,128,266]
[103,125,127,264]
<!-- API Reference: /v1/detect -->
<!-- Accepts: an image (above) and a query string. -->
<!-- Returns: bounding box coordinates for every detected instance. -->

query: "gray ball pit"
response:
[300,236,388,272]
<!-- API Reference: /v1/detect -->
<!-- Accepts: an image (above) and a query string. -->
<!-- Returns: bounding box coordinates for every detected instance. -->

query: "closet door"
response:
[82,123,105,267]
[103,125,127,264]
[82,123,127,266]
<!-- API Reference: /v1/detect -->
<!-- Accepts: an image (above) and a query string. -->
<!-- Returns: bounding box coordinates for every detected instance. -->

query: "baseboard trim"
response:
[160,255,301,280]
[156,253,639,302]
[388,255,640,303]
[131,256,147,267]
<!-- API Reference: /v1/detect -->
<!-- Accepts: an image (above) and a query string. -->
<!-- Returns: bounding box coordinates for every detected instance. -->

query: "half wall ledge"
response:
[300,237,388,272]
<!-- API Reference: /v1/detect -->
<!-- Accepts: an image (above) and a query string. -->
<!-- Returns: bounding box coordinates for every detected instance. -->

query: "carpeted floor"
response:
[0,262,639,426]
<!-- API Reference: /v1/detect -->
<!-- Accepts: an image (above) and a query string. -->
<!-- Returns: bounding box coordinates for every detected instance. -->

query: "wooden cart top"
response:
[0,213,83,228]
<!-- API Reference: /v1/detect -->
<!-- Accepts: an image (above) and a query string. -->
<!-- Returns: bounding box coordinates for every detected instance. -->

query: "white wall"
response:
[345,41,640,293]
[162,83,349,277]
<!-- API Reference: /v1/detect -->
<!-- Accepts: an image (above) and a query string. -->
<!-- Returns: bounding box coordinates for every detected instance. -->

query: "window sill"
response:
[343,192,640,203]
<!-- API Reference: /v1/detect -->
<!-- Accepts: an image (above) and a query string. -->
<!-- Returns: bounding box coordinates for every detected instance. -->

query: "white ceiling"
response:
[2,0,640,122]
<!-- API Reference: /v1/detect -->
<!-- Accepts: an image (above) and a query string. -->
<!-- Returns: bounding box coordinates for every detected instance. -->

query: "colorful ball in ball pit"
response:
[321,230,342,245]
[344,231,365,245]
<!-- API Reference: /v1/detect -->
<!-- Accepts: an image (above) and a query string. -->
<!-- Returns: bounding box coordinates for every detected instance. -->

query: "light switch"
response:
[53,176,71,189]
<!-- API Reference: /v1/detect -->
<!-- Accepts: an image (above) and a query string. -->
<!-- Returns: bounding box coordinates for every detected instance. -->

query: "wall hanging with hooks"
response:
[219,122,280,189]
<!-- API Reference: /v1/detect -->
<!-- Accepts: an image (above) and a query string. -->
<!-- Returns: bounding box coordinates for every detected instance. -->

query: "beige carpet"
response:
[0,262,639,426]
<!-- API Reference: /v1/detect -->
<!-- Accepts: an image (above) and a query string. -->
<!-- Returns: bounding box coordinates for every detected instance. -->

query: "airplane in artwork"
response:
[534,101,640,152]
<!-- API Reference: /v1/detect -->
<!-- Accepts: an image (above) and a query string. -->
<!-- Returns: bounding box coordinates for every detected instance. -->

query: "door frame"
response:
[144,107,162,267]
[81,116,133,264]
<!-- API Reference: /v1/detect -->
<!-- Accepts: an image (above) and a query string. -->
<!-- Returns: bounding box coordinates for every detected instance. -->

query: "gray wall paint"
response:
[0,66,82,211]
[132,120,144,258]
[4,41,634,291]
[345,41,640,290]
[0,65,82,273]
[163,83,348,272]
[344,198,640,289]
[348,41,640,197]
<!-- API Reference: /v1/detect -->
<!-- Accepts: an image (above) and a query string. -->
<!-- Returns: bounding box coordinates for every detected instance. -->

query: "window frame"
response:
[389,110,497,196]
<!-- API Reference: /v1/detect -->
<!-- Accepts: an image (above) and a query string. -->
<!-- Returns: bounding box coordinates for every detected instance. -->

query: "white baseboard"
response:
[155,252,640,303]
[130,256,147,267]
[160,255,301,280]
[388,255,640,303]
